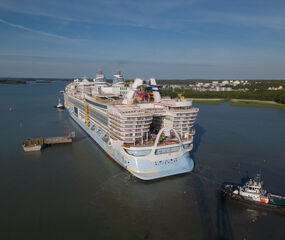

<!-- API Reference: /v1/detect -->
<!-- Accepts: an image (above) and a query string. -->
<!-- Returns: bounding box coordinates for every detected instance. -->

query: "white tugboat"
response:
[55,99,65,109]
[221,174,285,213]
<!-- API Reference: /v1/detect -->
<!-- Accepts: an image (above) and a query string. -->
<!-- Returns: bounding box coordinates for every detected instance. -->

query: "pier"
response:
[22,132,75,152]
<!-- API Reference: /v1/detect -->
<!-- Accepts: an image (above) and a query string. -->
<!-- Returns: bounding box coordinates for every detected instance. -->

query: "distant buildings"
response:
[268,86,283,90]
[180,80,248,92]
[163,80,285,93]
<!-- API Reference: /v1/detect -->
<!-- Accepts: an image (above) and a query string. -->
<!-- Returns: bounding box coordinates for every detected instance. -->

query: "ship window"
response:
[89,108,108,126]
[183,144,190,149]
[155,148,170,155]
[125,138,134,141]
[124,149,151,156]
[69,97,84,109]
[170,146,180,152]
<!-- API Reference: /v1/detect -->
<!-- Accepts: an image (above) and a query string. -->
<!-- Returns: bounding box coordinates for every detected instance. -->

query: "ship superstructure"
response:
[64,70,199,180]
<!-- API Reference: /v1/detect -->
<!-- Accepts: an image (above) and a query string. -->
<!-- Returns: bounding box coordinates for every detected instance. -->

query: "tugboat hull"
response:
[221,184,285,214]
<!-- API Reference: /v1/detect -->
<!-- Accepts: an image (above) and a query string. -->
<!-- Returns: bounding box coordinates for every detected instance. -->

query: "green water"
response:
[0,82,285,239]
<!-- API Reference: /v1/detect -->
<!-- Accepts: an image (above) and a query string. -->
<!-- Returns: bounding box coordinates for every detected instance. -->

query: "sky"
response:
[0,0,285,79]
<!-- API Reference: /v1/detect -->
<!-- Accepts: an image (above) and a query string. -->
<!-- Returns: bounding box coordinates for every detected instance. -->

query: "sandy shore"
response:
[187,98,283,106]
[231,99,283,105]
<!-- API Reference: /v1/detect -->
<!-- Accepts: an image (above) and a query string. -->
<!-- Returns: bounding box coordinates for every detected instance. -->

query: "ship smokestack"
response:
[113,69,124,84]
[94,69,106,82]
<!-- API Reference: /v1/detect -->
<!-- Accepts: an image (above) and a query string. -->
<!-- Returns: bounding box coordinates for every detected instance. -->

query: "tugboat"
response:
[221,174,285,213]
[55,99,65,109]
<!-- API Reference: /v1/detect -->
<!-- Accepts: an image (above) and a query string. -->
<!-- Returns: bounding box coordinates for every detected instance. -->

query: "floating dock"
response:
[22,132,74,152]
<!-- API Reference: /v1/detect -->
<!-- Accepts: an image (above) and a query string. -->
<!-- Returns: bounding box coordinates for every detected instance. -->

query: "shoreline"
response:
[230,99,284,105]
[189,97,284,105]
[188,98,285,109]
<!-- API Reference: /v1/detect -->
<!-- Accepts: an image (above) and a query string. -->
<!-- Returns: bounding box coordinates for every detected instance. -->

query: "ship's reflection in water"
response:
[0,82,284,239]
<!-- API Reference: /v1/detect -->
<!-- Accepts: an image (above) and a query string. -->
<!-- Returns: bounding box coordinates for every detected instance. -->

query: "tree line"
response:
[161,88,285,104]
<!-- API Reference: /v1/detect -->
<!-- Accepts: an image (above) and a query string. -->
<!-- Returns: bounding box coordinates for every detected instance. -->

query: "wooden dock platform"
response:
[22,132,74,152]
[44,135,72,145]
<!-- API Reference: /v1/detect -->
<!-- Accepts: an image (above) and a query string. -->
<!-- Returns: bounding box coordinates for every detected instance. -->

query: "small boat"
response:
[60,90,65,94]
[22,138,43,152]
[221,174,285,213]
[55,99,65,109]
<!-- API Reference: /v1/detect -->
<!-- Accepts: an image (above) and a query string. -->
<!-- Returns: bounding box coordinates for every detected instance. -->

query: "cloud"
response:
[1,52,285,79]
[0,0,196,30]
[1,0,284,32]
[0,18,67,39]
[0,18,87,41]
[184,11,285,31]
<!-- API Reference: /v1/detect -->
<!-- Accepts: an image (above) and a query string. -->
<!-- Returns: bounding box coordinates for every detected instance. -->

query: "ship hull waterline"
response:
[68,109,194,181]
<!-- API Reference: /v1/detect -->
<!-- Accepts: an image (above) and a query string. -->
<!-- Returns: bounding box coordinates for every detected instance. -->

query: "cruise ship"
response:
[64,70,199,180]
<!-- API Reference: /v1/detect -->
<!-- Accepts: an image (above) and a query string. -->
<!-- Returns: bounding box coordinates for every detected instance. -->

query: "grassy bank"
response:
[229,100,285,110]
[162,88,285,104]
[190,97,285,109]
[190,98,224,105]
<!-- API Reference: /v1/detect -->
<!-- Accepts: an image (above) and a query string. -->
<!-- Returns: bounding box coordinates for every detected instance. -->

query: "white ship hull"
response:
[68,108,194,180]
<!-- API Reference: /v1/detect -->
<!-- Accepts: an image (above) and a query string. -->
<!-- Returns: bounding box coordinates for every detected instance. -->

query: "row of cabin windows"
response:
[109,119,151,125]
[69,97,84,109]
[89,108,108,126]
[125,133,142,136]
[126,117,152,120]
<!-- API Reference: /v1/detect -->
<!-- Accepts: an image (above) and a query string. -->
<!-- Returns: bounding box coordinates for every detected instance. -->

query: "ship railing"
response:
[123,128,194,149]
[110,126,149,137]
[109,118,151,128]
[108,116,152,124]
[109,123,151,130]
[168,108,199,113]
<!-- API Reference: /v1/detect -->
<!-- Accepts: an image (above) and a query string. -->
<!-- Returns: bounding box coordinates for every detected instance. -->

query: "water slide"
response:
[122,78,161,104]
[122,78,143,104]
[149,78,161,102]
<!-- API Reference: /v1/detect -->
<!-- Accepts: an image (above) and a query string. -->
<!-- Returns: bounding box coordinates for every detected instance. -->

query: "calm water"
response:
[0,82,285,240]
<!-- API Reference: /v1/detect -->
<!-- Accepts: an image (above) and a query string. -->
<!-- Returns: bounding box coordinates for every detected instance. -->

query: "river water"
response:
[0,82,285,240]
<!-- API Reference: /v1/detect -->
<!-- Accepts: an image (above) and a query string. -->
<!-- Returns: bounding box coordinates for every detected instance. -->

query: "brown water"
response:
[0,82,285,239]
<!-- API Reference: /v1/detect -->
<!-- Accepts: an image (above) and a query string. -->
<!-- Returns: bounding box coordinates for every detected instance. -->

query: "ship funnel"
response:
[113,69,124,84]
[94,69,106,83]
